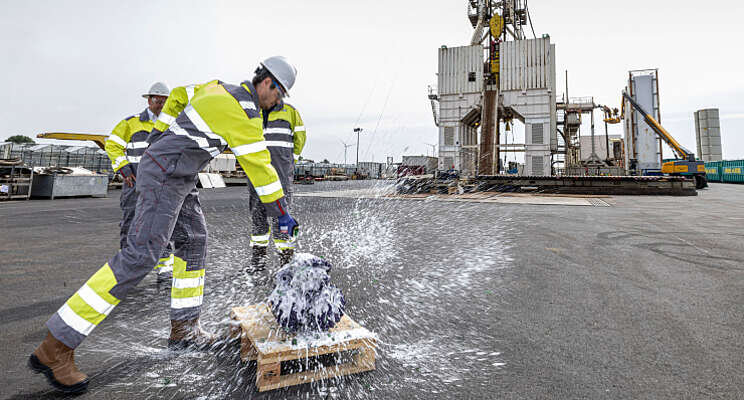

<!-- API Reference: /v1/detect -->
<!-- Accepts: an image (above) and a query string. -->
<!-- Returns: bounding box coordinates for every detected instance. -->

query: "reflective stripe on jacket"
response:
[149,80,287,215]
[263,102,306,190]
[105,109,154,171]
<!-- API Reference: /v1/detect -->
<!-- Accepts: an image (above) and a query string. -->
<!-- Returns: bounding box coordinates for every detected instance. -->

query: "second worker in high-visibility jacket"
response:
[247,99,306,271]
[28,57,299,394]
[104,82,174,274]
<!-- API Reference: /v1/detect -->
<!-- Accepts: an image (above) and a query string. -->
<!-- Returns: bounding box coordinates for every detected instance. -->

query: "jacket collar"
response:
[139,108,150,122]
[267,99,285,113]
[241,81,261,112]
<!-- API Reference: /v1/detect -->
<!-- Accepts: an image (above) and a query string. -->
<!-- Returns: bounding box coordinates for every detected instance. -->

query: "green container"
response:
[721,160,744,183]
[704,161,721,182]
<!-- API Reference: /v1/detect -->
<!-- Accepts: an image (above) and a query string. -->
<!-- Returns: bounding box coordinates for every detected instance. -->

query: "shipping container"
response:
[721,160,744,183]
[704,161,721,182]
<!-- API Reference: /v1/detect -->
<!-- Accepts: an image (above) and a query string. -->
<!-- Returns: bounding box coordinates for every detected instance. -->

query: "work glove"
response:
[118,164,136,187]
[277,213,299,237]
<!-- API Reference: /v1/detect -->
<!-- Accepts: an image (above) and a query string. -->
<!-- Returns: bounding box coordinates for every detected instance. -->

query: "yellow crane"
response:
[620,92,707,189]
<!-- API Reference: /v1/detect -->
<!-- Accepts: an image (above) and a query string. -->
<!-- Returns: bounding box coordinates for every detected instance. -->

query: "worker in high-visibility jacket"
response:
[29,56,299,394]
[104,82,174,274]
[247,100,306,271]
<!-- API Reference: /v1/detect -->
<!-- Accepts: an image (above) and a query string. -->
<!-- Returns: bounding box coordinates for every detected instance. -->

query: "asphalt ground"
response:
[1,181,743,399]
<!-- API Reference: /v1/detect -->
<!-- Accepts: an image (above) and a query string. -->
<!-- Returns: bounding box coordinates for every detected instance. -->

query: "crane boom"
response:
[619,91,706,188]
[622,92,695,162]
[37,132,108,150]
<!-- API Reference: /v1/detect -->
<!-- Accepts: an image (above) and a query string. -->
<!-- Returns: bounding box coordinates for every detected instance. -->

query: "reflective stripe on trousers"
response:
[155,253,174,271]
[46,152,207,349]
[250,231,270,247]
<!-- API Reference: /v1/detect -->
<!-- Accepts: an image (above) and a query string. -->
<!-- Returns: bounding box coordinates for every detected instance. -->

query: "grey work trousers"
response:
[47,152,208,349]
[119,180,138,250]
[119,165,173,263]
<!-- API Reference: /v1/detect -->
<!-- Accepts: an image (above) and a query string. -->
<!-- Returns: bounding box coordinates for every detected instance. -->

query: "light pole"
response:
[354,127,363,171]
[341,140,353,165]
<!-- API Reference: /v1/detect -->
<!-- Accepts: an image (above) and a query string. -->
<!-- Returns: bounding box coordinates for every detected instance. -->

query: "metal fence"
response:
[294,163,357,178]
[5,143,113,175]
[294,162,389,179]
[2,142,397,181]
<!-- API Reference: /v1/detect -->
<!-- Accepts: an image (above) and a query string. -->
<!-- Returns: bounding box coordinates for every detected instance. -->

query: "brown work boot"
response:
[279,249,294,266]
[28,332,89,393]
[168,319,217,350]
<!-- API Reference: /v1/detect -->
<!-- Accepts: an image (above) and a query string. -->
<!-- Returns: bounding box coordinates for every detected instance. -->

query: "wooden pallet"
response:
[230,303,377,392]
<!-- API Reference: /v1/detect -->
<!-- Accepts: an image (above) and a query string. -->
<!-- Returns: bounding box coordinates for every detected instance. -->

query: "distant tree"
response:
[7,135,35,144]
[322,158,330,164]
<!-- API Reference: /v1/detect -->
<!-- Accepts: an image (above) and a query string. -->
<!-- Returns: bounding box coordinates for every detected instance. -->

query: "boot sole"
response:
[28,354,89,394]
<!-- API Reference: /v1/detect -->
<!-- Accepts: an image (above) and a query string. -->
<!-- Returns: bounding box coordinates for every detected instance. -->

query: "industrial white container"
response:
[499,37,553,91]
[402,156,438,173]
[499,37,558,170]
[435,45,484,176]
[579,135,622,161]
[437,45,483,95]
[695,108,722,161]
[524,151,551,176]
[206,153,237,172]
[623,70,661,173]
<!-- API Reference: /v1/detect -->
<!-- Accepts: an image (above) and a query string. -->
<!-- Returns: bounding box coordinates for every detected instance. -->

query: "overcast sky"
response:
[1,1,743,162]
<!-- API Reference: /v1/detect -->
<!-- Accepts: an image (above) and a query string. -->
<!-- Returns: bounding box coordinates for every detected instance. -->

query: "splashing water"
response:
[67,182,513,399]
[303,198,398,268]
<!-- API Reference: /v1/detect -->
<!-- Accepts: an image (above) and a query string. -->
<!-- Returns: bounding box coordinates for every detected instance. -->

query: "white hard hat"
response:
[142,82,170,98]
[260,56,297,97]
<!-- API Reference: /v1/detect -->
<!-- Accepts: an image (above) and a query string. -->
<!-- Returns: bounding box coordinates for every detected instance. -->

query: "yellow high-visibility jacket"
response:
[262,101,306,189]
[105,109,154,171]
[148,80,288,215]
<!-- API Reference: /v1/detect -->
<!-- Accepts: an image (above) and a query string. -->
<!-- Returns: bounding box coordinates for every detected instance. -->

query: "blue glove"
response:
[277,213,299,237]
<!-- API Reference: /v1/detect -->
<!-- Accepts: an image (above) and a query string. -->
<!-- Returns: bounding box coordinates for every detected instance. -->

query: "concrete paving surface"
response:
[1,180,742,399]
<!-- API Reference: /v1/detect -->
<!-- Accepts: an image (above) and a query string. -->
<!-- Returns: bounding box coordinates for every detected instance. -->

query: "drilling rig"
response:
[430,1,557,177]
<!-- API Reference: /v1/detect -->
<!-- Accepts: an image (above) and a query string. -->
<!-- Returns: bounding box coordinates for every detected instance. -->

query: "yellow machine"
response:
[488,14,504,77]
[37,132,108,150]
[620,92,707,188]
